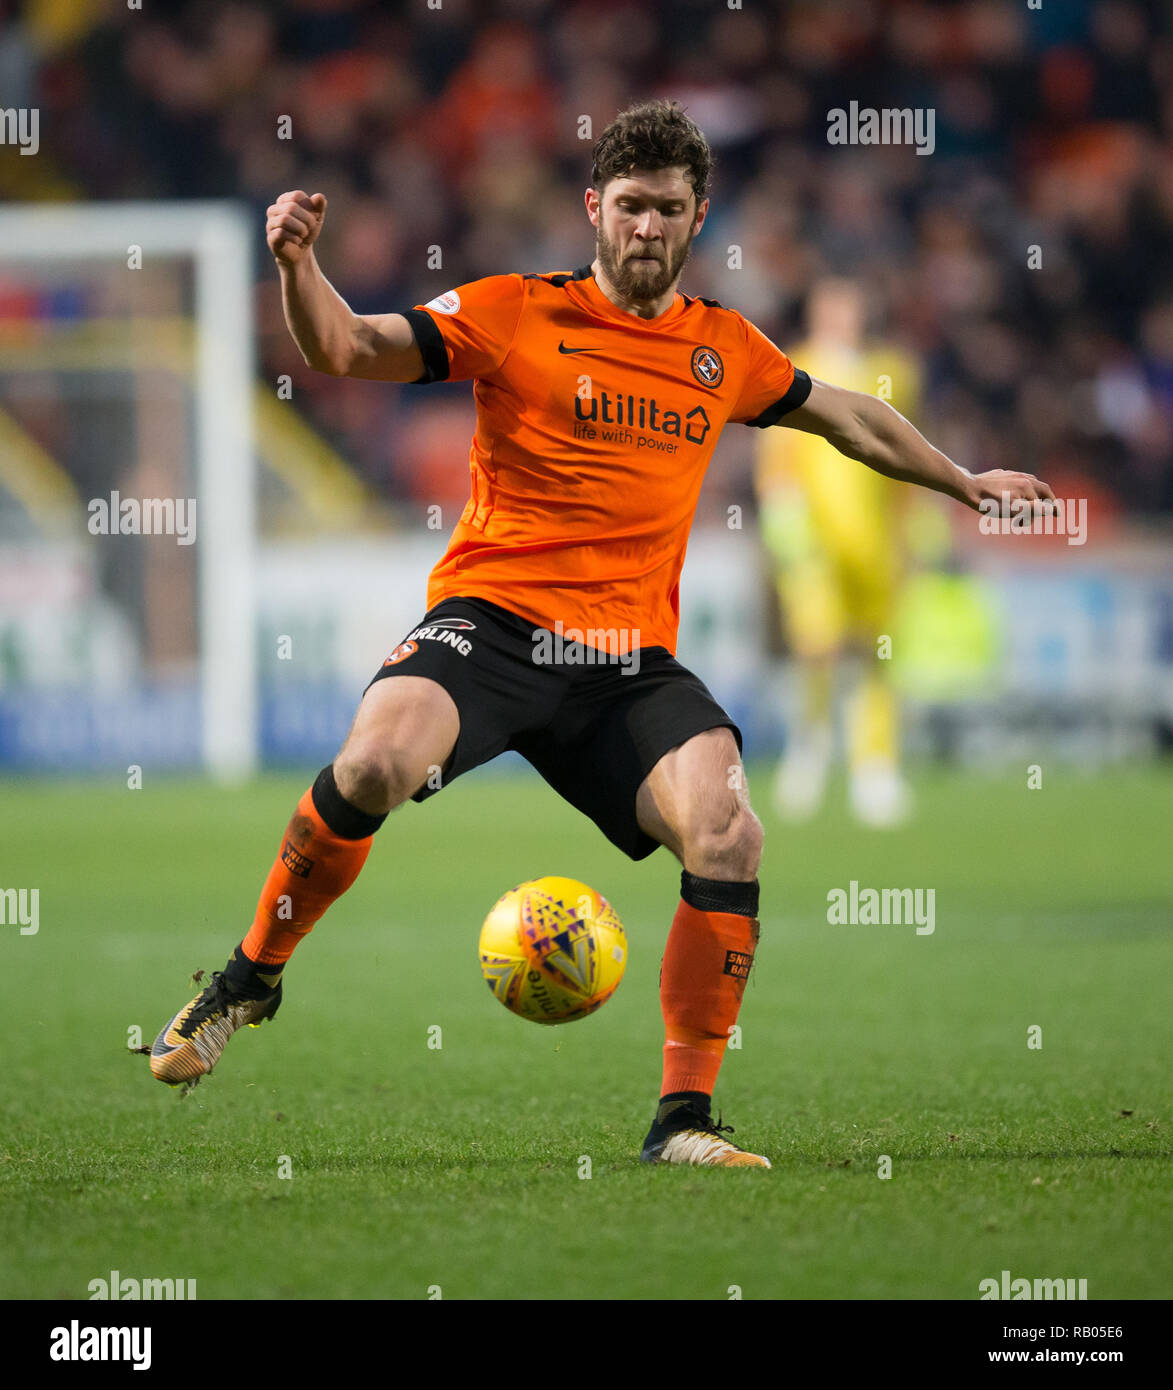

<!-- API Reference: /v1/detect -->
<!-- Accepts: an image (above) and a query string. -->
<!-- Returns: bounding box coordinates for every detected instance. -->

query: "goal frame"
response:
[0,201,257,780]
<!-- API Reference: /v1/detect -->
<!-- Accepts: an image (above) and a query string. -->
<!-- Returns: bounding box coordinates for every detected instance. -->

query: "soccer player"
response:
[754,276,923,827]
[149,101,1053,1167]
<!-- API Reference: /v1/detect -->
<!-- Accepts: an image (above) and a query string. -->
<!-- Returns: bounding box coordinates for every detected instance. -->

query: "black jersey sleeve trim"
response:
[402,308,450,384]
[540,265,593,288]
[743,367,813,427]
[681,290,725,309]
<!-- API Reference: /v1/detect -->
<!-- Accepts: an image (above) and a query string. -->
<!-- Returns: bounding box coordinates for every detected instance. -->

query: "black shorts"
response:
[365,595,741,860]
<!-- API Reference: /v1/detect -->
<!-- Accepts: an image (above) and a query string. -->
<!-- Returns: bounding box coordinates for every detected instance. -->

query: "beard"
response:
[595,222,695,303]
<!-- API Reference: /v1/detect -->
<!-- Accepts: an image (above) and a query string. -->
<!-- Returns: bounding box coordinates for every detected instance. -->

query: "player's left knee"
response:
[731,809,764,879]
[687,804,763,881]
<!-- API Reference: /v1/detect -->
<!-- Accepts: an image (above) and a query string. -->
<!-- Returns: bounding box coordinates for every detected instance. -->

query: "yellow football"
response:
[478,876,627,1024]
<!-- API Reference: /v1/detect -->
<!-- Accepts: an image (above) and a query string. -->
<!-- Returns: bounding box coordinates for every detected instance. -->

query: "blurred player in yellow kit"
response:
[754,278,922,827]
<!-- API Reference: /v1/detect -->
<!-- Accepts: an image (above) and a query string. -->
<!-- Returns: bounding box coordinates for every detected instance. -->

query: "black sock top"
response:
[680,871,759,918]
[311,764,388,839]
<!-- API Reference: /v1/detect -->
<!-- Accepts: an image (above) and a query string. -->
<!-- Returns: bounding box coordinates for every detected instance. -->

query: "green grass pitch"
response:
[1,764,1170,1300]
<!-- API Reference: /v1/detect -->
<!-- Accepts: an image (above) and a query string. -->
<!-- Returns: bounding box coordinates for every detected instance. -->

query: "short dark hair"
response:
[591,100,713,204]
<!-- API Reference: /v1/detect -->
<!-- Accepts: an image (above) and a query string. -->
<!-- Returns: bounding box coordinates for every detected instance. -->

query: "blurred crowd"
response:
[3,0,1172,521]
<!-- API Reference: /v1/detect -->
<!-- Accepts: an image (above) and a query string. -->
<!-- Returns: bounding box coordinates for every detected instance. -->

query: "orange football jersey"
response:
[404,266,810,654]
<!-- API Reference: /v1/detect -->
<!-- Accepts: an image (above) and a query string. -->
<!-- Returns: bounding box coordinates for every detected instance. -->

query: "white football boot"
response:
[848,759,913,828]
[641,1101,771,1168]
[772,724,832,822]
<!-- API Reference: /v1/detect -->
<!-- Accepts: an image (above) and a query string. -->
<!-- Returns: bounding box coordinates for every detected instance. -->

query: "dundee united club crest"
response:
[691,345,724,388]
[383,640,418,666]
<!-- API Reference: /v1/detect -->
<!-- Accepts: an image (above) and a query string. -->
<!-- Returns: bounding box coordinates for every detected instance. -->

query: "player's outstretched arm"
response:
[780,377,1054,511]
[266,190,424,382]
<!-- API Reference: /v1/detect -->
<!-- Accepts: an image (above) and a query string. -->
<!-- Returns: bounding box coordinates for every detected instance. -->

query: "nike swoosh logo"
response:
[558,341,604,354]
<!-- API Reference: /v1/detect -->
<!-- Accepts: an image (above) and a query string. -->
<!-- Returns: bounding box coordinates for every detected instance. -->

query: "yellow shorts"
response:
[762,493,898,657]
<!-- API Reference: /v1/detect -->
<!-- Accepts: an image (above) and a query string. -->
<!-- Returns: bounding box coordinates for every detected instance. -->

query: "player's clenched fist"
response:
[266,191,327,266]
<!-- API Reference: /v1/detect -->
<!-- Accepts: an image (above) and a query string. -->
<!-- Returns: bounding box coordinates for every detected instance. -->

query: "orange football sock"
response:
[659,873,760,1099]
[240,766,386,968]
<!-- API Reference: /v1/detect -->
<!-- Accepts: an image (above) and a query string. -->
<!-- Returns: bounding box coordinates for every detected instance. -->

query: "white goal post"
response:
[0,202,257,780]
